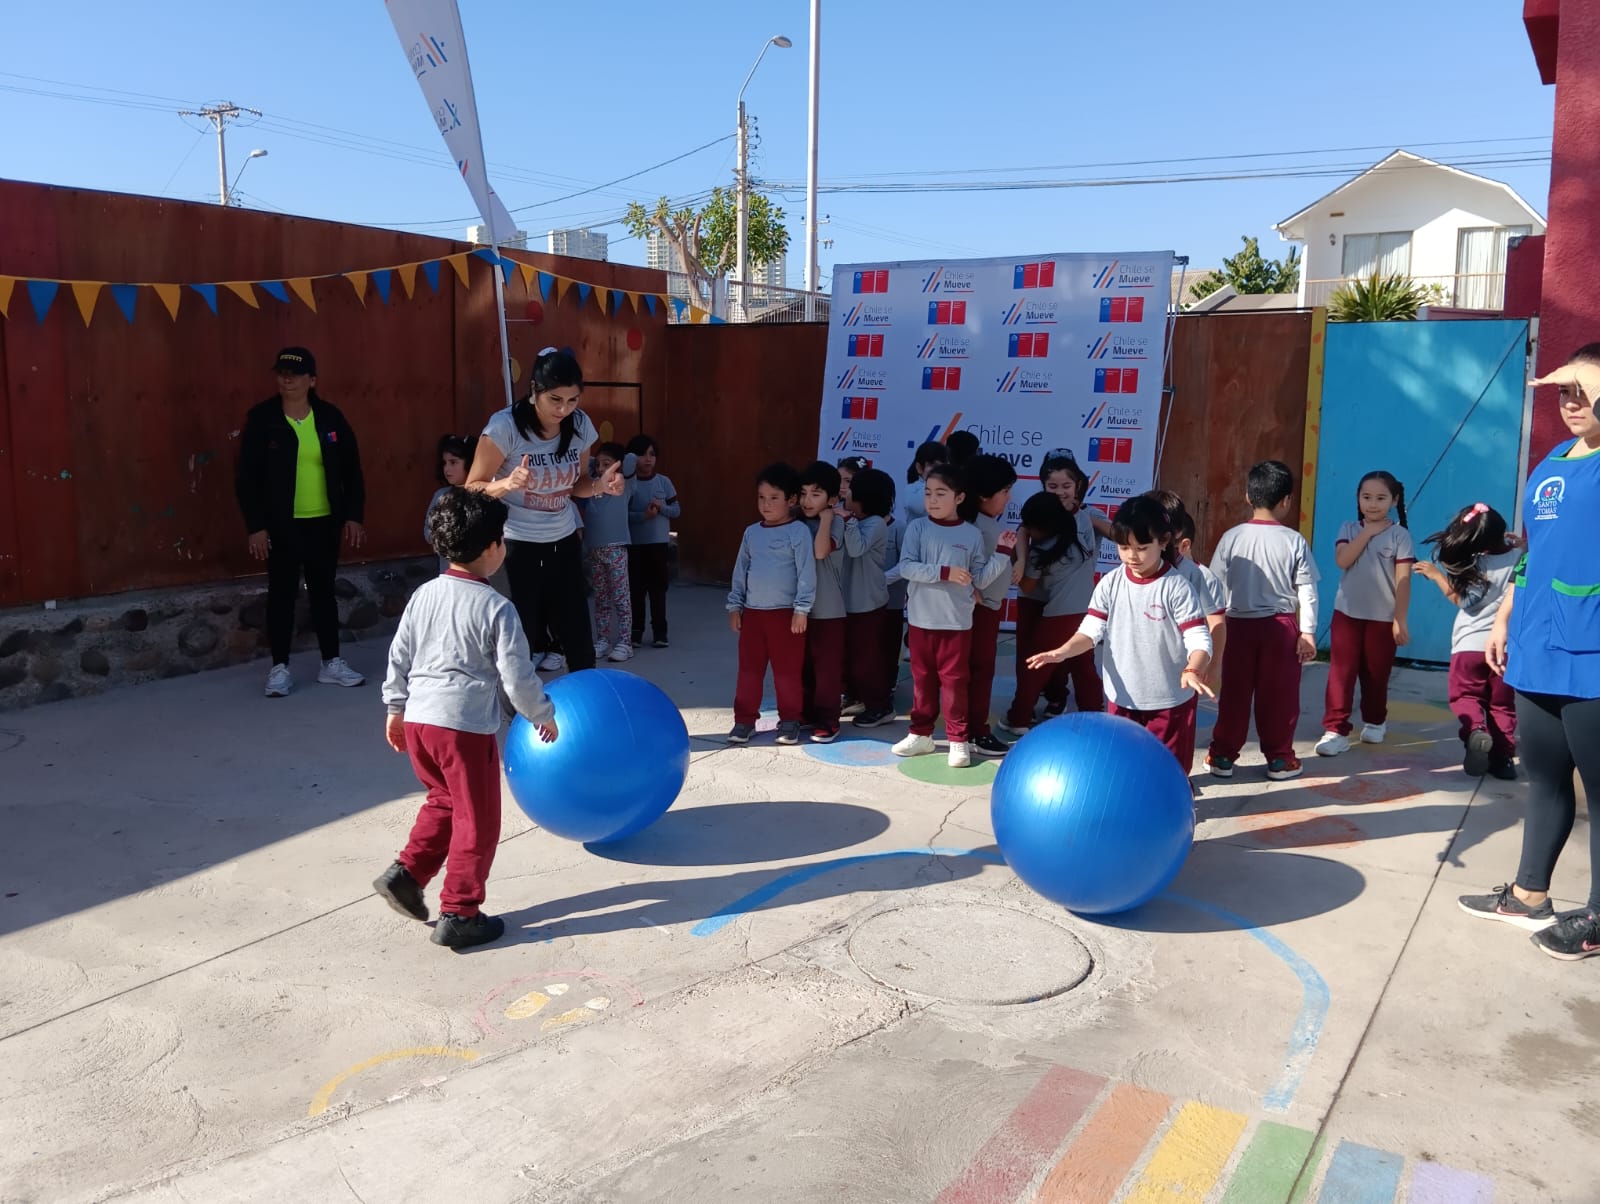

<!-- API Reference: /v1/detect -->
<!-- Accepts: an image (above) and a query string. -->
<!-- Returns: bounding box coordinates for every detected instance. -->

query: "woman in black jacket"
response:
[235,347,368,697]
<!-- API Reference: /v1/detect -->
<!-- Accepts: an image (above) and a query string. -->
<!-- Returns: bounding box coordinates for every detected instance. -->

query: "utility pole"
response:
[804,0,821,320]
[178,101,261,205]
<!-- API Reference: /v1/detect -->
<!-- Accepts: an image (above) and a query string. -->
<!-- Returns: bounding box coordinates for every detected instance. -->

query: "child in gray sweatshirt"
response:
[893,465,1011,769]
[375,488,557,951]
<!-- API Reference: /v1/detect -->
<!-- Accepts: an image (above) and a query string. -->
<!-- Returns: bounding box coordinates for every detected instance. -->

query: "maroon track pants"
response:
[1449,650,1518,759]
[803,616,846,731]
[1322,610,1396,735]
[734,608,805,726]
[1209,613,1302,762]
[967,602,1004,738]
[399,724,503,918]
[1008,612,1102,728]
[846,609,893,713]
[1015,597,1067,709]
[1109,695,1199,772]
[909,626,973,741]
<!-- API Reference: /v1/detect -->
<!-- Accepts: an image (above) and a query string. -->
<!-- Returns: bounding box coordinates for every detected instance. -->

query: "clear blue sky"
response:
[2,0,1555,289]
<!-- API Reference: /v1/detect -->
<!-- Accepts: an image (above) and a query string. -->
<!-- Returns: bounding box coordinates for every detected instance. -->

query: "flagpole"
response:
[490,243,514,408]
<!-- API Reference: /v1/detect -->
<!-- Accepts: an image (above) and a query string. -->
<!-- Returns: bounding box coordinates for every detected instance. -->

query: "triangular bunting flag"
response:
[644,294,658,317]
[397,262,419,299]
[518,262,537,292]
[471,248,498,265]
[221,281,260,309]
[109,284,138,324]
[446,253,471,286]
[500,260,514,285]
[595,287,609,313]
[286,277,317,312]
[27,280,59,322]
[709,313,726,325]
[626,291,639,314]
[344,271,368,306]
[556,277,572,302]
[70,281,103,326]
[688,305,707,324]
[422,260,442,293]
[0,276,16,318]
[191,283,218,314]
[152,282,182,320]
[669,297,687,322]
[372,269,393,305]
[538,272,552,302]
[576,283,592,308]
[259,280,290,304]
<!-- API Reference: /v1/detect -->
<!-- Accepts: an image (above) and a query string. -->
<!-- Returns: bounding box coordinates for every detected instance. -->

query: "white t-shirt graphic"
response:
[482,408,598,543]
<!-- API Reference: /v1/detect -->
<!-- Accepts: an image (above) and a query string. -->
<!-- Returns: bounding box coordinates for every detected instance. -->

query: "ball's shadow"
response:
[586,800,892,867]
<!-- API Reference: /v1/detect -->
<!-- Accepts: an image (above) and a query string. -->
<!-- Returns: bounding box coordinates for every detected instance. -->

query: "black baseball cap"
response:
[272,347,317,375]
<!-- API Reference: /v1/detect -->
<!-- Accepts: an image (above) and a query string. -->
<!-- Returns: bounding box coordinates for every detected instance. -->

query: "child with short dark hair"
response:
[842,467,896,728]
[836,455,870,505]
[426,434,476,570]
[726,463,816,746]
[1206,460,1320,781]
[376,487,557,950]
[626,434,679,649]
[902,440,948,525]
[1028,496,1213,770]
[1147,489,1227,688]
[1414,502,1521,778]
[964,455,1019,757]
[1002,491,1101,733]
[893,465,1011,768]
[945,430,982,469]
[799,460,849,742]
[579,441,634,663]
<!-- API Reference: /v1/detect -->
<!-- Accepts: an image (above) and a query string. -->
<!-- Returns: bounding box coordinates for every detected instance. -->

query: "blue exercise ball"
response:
[990,712,1194,916]
[504,669,690,844]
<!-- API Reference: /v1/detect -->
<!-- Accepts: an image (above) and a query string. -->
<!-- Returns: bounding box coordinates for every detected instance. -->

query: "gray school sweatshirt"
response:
[843,514,889,613]
[727,519,818,614]
[898,516,1010,631]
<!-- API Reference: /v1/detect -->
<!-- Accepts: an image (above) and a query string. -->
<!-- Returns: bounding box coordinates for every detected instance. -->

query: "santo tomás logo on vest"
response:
[1532,475,1566,522]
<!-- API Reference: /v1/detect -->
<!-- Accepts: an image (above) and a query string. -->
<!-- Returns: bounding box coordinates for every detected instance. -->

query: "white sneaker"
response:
[1360,723,1387,744]
[947,741,972,769]
[1315,731,1351,757]
[538,652,567,672]
[264,664,292,697]
[317,657,365,688]
[891,733,937,758]
[608,641,633,662]
[841,700,866,718]
[593,640,610,658]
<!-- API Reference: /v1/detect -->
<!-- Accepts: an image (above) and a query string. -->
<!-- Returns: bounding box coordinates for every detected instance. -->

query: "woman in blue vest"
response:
[1459,344,1600,961]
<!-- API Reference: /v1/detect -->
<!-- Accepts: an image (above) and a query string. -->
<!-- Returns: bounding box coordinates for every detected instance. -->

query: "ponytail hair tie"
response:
[1467,502,1489,518]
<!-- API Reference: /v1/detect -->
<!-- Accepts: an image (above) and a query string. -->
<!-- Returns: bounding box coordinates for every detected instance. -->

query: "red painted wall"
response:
[1502,233,1545,320]
[1524,0,1600,463]
[0,180,668,607]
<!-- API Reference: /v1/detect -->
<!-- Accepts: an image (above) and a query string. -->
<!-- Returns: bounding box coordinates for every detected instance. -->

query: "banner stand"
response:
[1154,254,1189,479]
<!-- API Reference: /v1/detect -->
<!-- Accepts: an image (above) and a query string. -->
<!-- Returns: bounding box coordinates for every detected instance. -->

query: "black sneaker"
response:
[631,635,644,648]
[972,733,1010,758]
[1043,702,1066,718]
[1531,909,1600,961]
[775,721,800,745]
[652,637,669,649]
[727,723,755,745]
[810,726,839,744]
[1458,884,1556,931]
[373,862,428,921]
[1488,758,1518,781]
[431,911,506,949]
[1464,730,1493,777]
[853,707,895,729]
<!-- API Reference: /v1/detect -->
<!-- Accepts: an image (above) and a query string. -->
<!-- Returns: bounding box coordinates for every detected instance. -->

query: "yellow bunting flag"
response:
[688,305,708,324]
[344,271,368,306]
[555,276,572,302]
[286,278,317,312]
[594,286,610,314]
[397,262,418,299]
[518,261,538,293]
[150,282,182,320]
[70,281,104,327]
[625,291,639,314]
[221,281,259,309]
[0,276,14,318]
[446,253,471,286]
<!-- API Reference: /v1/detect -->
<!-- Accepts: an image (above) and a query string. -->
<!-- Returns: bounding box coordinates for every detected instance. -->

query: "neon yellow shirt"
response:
[288,412,332,518]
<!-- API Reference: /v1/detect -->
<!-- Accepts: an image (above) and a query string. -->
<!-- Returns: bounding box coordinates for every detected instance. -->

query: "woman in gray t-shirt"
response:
[465,349,623,672]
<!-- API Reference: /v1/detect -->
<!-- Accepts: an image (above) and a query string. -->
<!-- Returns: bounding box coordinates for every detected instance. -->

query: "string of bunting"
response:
[0,249,718,327]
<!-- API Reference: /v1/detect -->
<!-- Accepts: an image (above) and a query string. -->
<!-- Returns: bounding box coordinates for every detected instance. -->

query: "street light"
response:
[736,34,792,308]
[227,149,268,206]
[804,0,820,320]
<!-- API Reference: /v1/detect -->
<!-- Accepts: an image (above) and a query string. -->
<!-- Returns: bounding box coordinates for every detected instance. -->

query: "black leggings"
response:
[504,534,595,671]
[267,517,340,665]
[629,542,670,641]
[1514,691,1600,910]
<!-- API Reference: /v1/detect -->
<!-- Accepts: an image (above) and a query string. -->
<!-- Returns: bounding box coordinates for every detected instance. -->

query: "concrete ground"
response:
[1,584,1595,1204]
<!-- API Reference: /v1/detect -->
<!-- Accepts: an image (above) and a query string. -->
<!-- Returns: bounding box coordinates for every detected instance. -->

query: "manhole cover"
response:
[847,902,1092,1005]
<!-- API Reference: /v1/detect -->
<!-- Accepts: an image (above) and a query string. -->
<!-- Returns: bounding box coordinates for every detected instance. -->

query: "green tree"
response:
[1327,273,1428,322]
[1187,272,1225,304]
[1215,236,1302,295]
[625,186,789,302]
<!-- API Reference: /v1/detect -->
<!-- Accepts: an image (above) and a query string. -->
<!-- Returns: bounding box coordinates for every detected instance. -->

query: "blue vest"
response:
[1506,439,1600,699]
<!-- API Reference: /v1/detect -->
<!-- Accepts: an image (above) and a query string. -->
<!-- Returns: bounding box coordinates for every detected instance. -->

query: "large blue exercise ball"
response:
[990,712,1194,916]
[504,669,690,844]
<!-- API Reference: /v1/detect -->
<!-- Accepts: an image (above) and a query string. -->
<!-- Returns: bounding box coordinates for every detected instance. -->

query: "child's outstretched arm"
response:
[1411,560,1462,605]
[1026,631,1094,669]
[494,607,558,740]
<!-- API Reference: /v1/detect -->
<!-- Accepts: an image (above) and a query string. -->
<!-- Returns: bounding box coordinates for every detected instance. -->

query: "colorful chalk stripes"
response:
[935,1063,1495,1203]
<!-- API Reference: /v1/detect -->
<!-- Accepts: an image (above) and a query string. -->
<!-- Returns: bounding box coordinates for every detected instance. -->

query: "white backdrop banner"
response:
[385,0,519,244]
[817,251,1174,598]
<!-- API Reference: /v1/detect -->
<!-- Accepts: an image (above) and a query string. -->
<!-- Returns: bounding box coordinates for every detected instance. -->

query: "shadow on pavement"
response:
[586,801,892,867]
[1108,843,1368,933]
